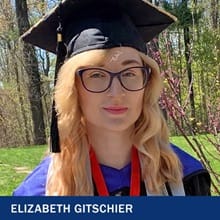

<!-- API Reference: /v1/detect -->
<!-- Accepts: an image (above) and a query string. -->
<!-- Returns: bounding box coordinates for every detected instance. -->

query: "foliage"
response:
[0,0,219,194]
[153,0,220,194]
[163,0,203,28]
[0,0,56,147]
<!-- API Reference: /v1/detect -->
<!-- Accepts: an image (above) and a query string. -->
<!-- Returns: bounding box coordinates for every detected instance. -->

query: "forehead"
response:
[69,47,142,68]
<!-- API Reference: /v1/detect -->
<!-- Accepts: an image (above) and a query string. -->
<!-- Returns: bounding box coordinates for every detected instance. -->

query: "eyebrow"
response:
[121,59,142,66]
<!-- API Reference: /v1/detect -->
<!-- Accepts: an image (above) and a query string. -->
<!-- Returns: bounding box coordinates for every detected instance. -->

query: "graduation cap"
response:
[20,0,176,153]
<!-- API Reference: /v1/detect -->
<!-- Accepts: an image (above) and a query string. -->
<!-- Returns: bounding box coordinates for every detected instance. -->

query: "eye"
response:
[88,70,107,78]
[121,71,136,77]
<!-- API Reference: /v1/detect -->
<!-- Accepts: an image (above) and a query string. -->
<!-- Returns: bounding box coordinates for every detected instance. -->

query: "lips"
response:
[103,106,128,114]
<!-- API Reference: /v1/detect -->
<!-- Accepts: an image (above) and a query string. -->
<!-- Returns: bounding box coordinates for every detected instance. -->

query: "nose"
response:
[107,77,125,97]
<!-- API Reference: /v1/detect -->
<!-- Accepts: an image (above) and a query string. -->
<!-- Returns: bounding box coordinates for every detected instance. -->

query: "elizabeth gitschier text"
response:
[11,203,133,214]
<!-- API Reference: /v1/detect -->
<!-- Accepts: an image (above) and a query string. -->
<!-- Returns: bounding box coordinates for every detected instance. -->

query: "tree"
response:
[15,0,46,145]
[160,0,220,194]
[211,0,219,29]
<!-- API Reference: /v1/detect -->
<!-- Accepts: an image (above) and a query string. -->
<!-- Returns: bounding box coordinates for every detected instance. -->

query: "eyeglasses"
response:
[77,66,151,93]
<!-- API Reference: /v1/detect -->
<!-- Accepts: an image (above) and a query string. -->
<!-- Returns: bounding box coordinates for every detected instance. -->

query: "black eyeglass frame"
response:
[76,66,151,93]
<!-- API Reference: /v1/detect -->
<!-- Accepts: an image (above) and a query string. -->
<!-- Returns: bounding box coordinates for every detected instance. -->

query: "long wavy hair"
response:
[46,48,182,195]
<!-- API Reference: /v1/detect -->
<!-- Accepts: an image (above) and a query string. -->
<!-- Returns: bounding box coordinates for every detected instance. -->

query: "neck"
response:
[86,124,134,169]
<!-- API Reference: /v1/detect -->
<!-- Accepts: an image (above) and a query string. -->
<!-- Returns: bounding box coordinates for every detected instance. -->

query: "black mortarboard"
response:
[20,0,176,153]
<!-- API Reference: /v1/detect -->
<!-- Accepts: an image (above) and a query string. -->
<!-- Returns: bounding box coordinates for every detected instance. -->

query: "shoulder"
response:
[171,143,211,195]
[12,156,51,196]
[171,143,204,177]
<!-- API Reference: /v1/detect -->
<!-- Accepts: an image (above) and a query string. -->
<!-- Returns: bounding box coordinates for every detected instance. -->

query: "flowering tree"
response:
[146,0,220,194]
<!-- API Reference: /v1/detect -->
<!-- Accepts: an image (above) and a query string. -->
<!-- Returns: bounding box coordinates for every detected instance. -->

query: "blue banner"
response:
[0,196,218,220]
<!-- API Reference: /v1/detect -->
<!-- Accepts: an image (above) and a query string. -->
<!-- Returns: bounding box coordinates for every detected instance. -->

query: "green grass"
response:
[170,135,220,170]
[0,136,219,195]
[170,135,220,195]
[0,145,47,195]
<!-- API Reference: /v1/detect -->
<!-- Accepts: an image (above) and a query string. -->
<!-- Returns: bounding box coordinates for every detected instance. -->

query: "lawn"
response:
[0,145,47,195]
[171,135,220,195]
[170,135,220,173]
[0,136,219,195]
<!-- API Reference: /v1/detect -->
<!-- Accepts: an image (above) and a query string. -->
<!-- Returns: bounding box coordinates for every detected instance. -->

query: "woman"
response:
[13,0,210,196]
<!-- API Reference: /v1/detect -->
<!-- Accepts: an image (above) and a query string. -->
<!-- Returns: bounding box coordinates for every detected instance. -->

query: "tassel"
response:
[50,3,67,153]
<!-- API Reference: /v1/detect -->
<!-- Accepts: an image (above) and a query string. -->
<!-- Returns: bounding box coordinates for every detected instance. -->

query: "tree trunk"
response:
[183,26,196,132]
[14,60,31,145]
[177,27,184,130]
[211,0,220,96]
[211,0,219,29]
[15,0,46,145]
[193,0,208,130]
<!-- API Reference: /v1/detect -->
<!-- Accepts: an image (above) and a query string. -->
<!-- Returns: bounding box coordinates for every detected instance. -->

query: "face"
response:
[76,47,145,133]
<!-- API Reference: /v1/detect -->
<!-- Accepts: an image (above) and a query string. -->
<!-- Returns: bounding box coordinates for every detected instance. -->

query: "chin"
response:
[103,122,134,133]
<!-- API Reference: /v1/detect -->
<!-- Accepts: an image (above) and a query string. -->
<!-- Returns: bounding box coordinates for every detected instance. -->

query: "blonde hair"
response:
[46,48,182,195]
